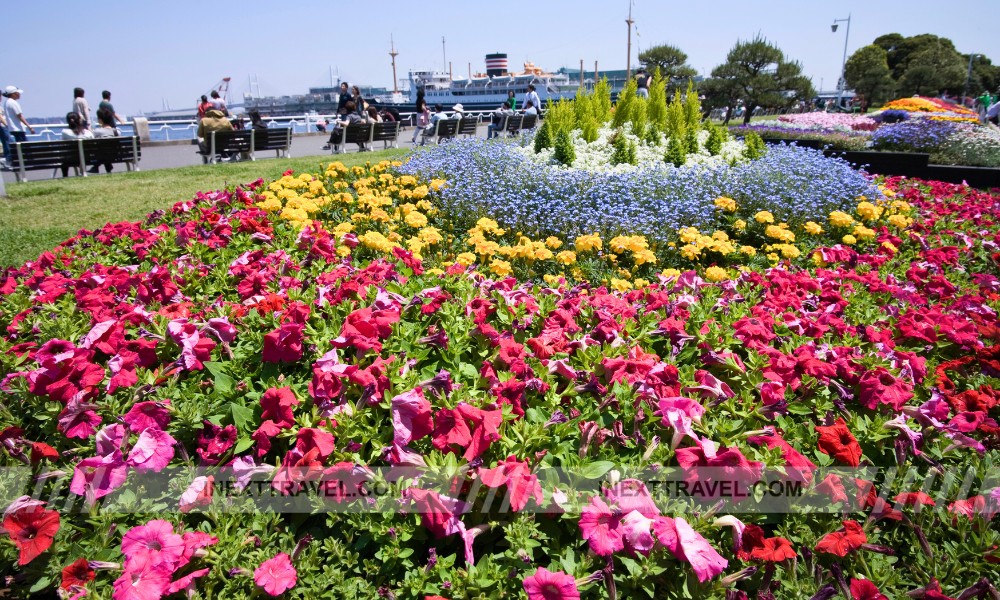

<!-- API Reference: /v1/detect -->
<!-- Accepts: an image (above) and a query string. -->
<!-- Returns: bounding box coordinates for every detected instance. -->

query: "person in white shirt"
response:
[3,86,34,143]
[488,99,514,139]
[59,112,93,177]
[451,103,465,120]
[523,100,538,116]
[524,84,541,117]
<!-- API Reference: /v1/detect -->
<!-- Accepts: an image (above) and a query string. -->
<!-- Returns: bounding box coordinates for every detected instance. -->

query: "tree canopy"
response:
[638,44,698,89]
[706,35,814,124]
[865,33,991,98]
[844,45,894,111]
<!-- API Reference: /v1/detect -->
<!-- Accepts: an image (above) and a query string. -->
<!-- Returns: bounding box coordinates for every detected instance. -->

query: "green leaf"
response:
[234,436,255,454]
[205,361,235,395]
[230,403,255,433]
[29,577,51,593]
[580,461,616,480]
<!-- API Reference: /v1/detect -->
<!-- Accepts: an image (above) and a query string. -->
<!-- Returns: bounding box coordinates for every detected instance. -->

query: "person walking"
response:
[3,86,34,146]
[337,82,351,113]
[635,69,650,99]
[72,88,91,128]
[98,90,125,125]
[411,95,430,144]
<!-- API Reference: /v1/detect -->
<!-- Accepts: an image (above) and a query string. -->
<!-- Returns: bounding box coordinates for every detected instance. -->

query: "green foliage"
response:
[646,68,668,132]
[612,79,638,130]
[553,129,576,166]
[630,97,649,140]
[573,92,593,127]
[664,134,687,167]
[743,130,767,160]
[705,123,728,155]
[534,120,553,153]
[581,120,599,143]
[638,43,698,89]
[610,131,637,165]
[592,77,613,123]
[665,89,686,140]
[545,98,577,139]
[643,122,662,146]
[875,33,972,96]
[683,83,702,131]
[684,127,699,154]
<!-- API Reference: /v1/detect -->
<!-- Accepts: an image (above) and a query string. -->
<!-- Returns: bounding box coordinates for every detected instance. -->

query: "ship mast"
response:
[389,36,400,93]
[625,1,634,79]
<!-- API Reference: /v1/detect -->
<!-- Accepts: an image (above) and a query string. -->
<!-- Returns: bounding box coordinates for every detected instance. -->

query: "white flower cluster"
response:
[515,124,746,173]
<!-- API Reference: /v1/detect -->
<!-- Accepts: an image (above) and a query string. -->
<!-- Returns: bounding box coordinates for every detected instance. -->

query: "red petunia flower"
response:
[816,418,863,467]
[850,578,888,600]
[61,557,95,589]
[3,505,61,565]
[749,536,796,562]
[815,520,867,557]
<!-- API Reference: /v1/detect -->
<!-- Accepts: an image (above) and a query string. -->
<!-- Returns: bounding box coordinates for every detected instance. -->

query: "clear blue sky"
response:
[5,0,998,119]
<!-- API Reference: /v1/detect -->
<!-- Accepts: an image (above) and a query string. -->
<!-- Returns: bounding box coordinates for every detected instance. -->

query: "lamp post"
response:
[831,14,851,111]
[962,53,979,107]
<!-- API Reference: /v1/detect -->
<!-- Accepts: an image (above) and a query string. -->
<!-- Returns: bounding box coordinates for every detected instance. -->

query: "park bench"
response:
[7,136,141,182]
[199,130,252,164]
[251,128,293,159]
[371,121,402,149]
[329,123,375,154]
[457,117,479,138]
[503,114,538,136]
[419,119,460,145]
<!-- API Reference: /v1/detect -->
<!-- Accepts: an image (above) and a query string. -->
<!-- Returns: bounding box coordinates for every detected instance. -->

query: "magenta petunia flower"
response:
[673,517,729,583]
[121,520,185,571]
[70,452,128,504]
[578,496,624,556]
[522,567,579,600]
[122,401,171,434]
[112,561,172,600]
[262,322,304,363]
[391,386,433,446]
[260,386,300,429]
[254,552,297,596]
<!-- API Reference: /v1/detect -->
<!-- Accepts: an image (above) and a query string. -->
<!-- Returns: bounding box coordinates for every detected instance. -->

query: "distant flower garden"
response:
[2,153,1000,598]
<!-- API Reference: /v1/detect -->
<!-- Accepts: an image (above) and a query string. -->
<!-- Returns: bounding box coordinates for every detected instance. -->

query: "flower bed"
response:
[876,96,980,123]
[1,162,999,599]
[871,119,1000,167]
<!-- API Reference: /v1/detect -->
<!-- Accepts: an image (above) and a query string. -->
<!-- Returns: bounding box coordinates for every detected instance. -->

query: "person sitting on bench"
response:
[322,101,366,152]
[60,111,93,177]
[197,108,234,158]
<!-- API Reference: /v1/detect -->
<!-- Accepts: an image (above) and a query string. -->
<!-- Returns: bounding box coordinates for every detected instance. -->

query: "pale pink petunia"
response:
[254,552,297,596]
[70,451,128,504]
[674,517,728,583]
[620,510,657,556]
[166,567,210,595]
[95,424,126,457]
[126,429,176,473]
[390,386,433,446]
[603,479,660,518]
[522,566,580,600]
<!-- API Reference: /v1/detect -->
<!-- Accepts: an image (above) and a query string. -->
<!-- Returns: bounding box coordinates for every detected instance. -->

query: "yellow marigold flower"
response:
[754,211,775,224]
[609,236,630,254]
[740,245,757,256]
[556,250,577,265]
[475,241,501,256]
[633,249,657,266]
[678,227,700,244]
[766,252,779,262]
[882,241,898,253]
[545,236,563,249]
[733,219,747,232]
[704,266,727,282]
[711,240,735,256]
[405,211,428,228]
[804,221,823,235]
[489,259,513,277]
[661,268,681,279]
[418,227,443,245]
[425,268,444,276]
[610,278,633,292]
[543,274,561,285]
[856,201,881,222]
[406,238,425,254]
[714,196,737,212]
[333,222,354,235]
[575,233,602,252]
[842,234,857,245]
[680,244,701,260]
[765,225,786,240]
[475,218,502,233]
[456,252,477,266]
[829,211,854,228]
[880,186,896,197]
[696,235,715,249]
[712,230,730,242]
[778,244,801,259]
[812,252,824,266]
[428,178,447,192]
[258,198,282,212]
[853,225,876,240]
[887,214,911,228]
[633,278,650,288]
[534,247,554,261]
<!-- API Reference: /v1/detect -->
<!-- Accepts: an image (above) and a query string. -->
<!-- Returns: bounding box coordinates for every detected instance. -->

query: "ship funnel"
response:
[485,53,508,77]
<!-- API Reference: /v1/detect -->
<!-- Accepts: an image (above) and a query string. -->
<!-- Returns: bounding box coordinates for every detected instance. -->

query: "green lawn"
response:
[0,149,408,267]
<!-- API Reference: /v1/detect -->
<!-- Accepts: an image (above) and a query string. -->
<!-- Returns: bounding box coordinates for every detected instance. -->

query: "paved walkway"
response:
[2,125,490,184]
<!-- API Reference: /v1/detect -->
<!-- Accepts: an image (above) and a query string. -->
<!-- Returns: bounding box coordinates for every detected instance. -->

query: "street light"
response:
[962,53,980,107]
[832,14,851,111]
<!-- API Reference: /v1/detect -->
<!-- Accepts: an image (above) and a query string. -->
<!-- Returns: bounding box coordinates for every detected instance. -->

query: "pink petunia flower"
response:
[111,561,172,600]
[120,520,185,570]
[391,386,433,446]
[126,429,176,473]
[70,451,129,505]
[578,496,624,556]
[522,567,580,600]
[254,552,297,596]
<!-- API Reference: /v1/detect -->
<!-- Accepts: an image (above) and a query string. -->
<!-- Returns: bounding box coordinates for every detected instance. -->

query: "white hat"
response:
[4,85,23,95]
[452,103,464,112]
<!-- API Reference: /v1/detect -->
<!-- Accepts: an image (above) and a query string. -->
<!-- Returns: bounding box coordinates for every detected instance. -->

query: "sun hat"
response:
[452,103,464,112]
[4,85,23,95]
